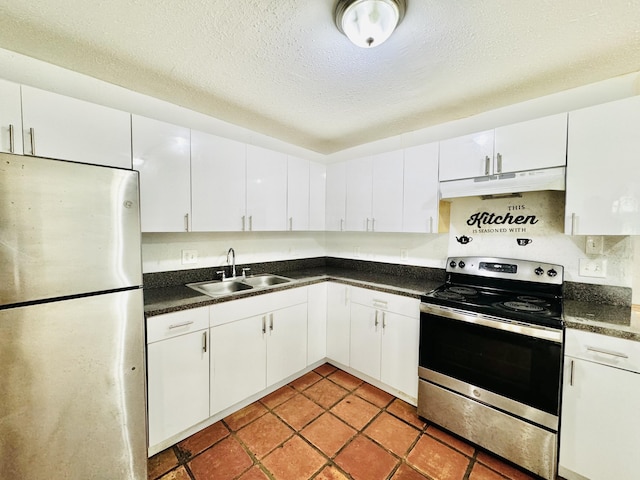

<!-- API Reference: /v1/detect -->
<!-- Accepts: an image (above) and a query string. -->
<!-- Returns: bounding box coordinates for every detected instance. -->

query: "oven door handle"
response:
[420,303,563,343]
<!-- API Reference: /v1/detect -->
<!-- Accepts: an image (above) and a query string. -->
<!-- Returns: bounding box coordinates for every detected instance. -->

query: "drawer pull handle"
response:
[9,124,15,153]
[374,310,379,328]
[586,346,629,359]
[168,320,194,329]
[262,316,266,334]
[569,359,574,386]
[202,331,207,353]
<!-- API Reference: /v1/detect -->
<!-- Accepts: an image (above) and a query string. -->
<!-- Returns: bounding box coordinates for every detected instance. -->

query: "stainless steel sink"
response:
[240,274,293,288]
[186,274,293,297]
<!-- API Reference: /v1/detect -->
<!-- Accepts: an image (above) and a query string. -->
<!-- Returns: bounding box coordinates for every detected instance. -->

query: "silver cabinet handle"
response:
[569,359,574,386]
[371,218,375,232]
[8,124,14,153]
[202,331,207,353]
[372,299,388,308]
[340,218,344,232]
[184,213,190,232]
[484,156,490,175]
[168,320,194,329]
[429,216,433,233]
[586,346,629,359]
[242,215,246,231]
[262,316,266,334]
[382,311,386,329]
[496,152,503,173]
[366,218,370,232]
[571,213,577,235]
[269,313,274,331]
[289,217,293,231]
[29,127,35,155]
[374,310,379,328]
[249,215,253,231]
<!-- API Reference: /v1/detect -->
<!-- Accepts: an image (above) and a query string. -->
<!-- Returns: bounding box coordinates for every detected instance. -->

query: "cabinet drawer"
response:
[565,329,640,373]
[210,287,308,327]
[349,286,419,318]
[147,307,209,343]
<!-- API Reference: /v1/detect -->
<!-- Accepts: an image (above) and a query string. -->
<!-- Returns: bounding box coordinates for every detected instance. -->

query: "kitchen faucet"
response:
[227,247,236,278]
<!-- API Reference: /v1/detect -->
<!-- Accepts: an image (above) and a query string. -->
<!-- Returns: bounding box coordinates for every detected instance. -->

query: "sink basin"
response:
[241,274,293,288]
[187,280,253,296]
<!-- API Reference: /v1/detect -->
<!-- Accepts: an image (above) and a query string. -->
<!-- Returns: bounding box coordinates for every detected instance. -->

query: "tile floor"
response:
[148,364,538,480]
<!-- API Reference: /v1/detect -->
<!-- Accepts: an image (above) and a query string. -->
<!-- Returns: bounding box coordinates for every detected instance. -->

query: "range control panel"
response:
[446,256,563,285]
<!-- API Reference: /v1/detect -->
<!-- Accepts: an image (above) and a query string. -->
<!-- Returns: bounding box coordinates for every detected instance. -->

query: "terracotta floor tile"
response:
[407,435,470,480]
[148,448,179,480]
[364,411,420,457]
[188,436,253,480]
[335,435,399,480]
[391,463,431,480]
[157,466,191,480]
[469,462,506,480]
[476,451,535,480]
[300,412,357,457]
[260,385,297,409]
[387,398,426,430]
[236,412,294,458]
[330,394,380,430]
[303,378,349,409]
[274,393,324,430]
[315,465,350,480]
[427,425,476,457]
[289,370,323,391]
[262,435,326,480]
[314,363,338,377]
[328,370,364,390]
[224,402,268,431]
[238,465,270,480]
[354,382,394,408]
[177,421,229,459]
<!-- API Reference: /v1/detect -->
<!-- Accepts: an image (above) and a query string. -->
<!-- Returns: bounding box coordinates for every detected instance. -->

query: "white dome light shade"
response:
[335,0,406,48]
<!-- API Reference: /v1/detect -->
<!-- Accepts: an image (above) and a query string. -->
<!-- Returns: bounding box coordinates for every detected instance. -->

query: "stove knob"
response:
[534,267,544,276]
[449,261,457,268]
[458,261,466,268]
[547,269,558,277]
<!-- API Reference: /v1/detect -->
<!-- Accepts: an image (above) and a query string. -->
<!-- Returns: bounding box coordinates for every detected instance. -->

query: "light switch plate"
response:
[579,258,606,278]
[181,249,198,265]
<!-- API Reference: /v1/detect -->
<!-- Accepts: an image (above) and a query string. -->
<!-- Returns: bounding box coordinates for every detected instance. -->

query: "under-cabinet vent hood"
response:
[439,166,565,199]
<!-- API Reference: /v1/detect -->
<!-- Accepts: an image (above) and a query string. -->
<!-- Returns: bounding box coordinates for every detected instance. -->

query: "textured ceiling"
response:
[0,0,639,154]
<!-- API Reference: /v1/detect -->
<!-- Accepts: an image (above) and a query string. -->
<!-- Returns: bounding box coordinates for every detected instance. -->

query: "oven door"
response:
[418,303,563,430]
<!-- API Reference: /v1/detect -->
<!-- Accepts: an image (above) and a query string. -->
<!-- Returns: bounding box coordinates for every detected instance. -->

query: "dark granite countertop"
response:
[564,302,640,342]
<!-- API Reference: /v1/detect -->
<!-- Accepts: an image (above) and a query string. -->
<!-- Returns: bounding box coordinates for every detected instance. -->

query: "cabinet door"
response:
[380,311,419,400]
[0,79,23,154]
[345,156,373,231]
[559,356,640,480]
[371,150,404,232]
[246,145,287,231]
[132,115,191,232]
[287,156,310,231]
[307,283,328,365]
[494,113,567,174]
[403,142,439,233]
[439,129,494,181]
[326,283,351,365]
[21,85,131,168]
[565,96,640,235]
[266,303,308,386]
[309,161,326,231]
[147,330,210,448]
[210,316,267,414]
[349,303,381,380]
[191,130,246,231]
[326,162,346,231]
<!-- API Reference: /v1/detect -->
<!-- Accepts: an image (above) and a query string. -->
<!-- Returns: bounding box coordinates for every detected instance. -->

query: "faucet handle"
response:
[216,270,226,280]
[242,268,251,279]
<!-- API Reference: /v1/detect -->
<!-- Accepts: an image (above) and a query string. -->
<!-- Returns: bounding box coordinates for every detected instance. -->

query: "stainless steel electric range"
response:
[418,257,564,480]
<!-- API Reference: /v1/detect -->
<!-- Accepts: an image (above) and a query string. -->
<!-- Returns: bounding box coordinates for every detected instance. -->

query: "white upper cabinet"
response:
[21,85,131,168]
[345,156,373,231]
[287,155,310,231]
[439,113,567,181]
[403,142,440,233]
[309,161,326,231]
[132,115,191,232]
[371,150,404,232]
[191,131,247,232]
[246,145,287,231]
[0,79,23,154]
[565,96,640,235]
[326,161,347,231]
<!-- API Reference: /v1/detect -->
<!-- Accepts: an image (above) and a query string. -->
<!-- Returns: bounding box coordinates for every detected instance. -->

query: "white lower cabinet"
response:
[559,329,640,480]
[326,282,351,366]
[307,282,328,364]
[146,308,210,450]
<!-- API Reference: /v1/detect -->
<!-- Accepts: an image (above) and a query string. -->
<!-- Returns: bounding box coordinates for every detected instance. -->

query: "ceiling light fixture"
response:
[335,0,406,48]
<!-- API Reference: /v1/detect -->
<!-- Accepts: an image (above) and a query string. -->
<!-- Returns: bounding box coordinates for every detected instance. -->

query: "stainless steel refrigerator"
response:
[0,152,146,479]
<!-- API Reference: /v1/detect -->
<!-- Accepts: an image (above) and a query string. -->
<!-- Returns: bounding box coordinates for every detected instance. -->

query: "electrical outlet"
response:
[585,236,604,255]
[579,258,607,278]
[400,249,408,260]
[181,249,198,265]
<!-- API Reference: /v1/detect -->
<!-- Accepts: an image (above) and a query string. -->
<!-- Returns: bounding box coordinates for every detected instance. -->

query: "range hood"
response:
[439,166,565,199]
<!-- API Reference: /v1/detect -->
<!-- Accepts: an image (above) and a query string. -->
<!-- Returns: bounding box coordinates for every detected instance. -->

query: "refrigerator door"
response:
[0,289,146,479]
[0,153,142,305]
